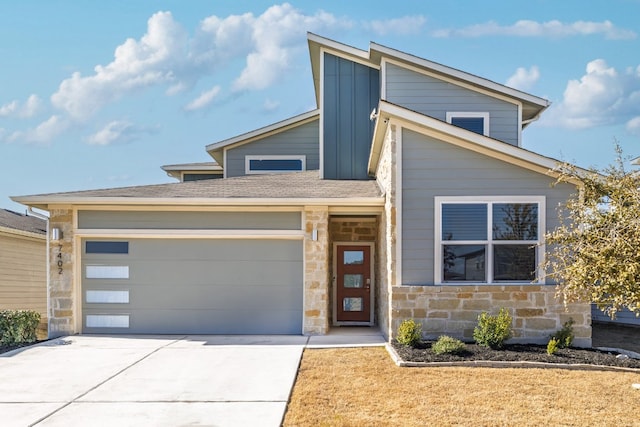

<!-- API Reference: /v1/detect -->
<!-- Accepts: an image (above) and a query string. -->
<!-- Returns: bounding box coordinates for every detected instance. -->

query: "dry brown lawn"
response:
[283,347,640,427]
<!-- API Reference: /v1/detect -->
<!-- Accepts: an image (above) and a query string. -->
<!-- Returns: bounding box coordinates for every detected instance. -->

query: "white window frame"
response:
[434,196,545,284]
[245,155,306,175]
[446,112,490,136]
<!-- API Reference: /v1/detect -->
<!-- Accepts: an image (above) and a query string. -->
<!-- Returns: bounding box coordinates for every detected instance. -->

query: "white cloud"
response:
[184,86,221,111]
[8,115,69,145]
[0,94,42,118]
[434,20,636,40]
[505,66,540,91]
[51,11,187,119]
[551,60,640,129]
[364,15,426,36]
[627,116,640,135]
[262,98,280,112]
[231,4,351,92]
[86,120,155,145]
[0,101,18,117]
[46,4,351,123]
[11,5,442,146]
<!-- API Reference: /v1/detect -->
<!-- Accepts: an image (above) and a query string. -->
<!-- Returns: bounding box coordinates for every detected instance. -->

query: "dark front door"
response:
[336,245,371,323]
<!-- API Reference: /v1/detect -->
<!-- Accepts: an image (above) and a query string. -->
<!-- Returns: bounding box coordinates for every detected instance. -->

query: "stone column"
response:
[303,206,330,335]
[48,207,76,338]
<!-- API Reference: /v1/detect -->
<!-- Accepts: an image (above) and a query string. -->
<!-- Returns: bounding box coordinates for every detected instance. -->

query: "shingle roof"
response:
[0,209,46,235]
[13,171,384,206]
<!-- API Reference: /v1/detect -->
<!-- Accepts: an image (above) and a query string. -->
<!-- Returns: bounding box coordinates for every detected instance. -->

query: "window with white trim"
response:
[435,197,544,284]
[245,155,306,174]
[446,112,490,136]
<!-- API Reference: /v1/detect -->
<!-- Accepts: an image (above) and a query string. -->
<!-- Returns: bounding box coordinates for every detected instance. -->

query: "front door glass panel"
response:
[343,274,363,288]
[344,250,364,265]
[343,297,363,312]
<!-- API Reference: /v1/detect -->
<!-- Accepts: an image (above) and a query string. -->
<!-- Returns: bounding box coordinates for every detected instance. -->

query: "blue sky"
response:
[2,1,640,212]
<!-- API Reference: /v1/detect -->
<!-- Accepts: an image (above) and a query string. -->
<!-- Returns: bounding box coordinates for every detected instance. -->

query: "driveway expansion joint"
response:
[29,336,187,426]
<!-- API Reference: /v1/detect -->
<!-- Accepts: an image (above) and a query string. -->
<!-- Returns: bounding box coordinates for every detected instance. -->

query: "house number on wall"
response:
[57,245,63,274]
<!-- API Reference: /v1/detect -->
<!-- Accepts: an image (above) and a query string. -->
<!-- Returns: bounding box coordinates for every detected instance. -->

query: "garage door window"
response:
[86,241,129,254]
[86,265,129,279]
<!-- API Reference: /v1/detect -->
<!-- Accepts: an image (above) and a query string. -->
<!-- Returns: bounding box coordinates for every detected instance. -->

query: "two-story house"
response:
[13,34,591,346]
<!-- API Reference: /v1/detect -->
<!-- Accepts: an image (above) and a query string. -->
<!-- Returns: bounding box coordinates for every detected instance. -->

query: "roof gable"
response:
[307,33,549,123]
[368,100,585,182]
[206,109,319,165]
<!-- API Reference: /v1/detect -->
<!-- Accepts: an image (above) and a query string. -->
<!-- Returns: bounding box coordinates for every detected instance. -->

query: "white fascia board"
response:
[12,196,385,209]
[367,109,388,176]
[161,163,222,172]
[205,109,319,153]
[307,33,370,61]
[372,101,583,179]
[370,43,550,109]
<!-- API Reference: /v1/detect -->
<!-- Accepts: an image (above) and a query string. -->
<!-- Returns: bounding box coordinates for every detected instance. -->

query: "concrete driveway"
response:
[0,335,307,427]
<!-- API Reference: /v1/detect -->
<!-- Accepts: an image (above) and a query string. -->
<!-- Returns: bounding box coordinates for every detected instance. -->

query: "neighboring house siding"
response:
[592,306,640,326]
[385,63,520,146]
[0,233,47,326]
[400,128,574,285]
[323,53,380,180]
[225,119,320,178]
[78,211,301,230]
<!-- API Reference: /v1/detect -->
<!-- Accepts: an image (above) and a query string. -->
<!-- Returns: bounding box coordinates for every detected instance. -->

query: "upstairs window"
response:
[435,196,545,284]
[446,112,490,136]
[245,155,306,174]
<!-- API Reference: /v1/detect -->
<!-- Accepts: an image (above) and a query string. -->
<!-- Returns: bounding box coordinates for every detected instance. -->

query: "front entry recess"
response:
[335,244,372,323]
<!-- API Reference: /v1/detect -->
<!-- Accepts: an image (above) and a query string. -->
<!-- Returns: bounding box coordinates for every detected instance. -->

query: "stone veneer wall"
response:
[303,206,330,335]
[48,207,76,338]
[375,124,397,340]
[391,285,592,347]
[329,218,377,325]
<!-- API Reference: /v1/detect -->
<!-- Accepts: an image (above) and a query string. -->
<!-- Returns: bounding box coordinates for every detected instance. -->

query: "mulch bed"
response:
[391,341,640,369]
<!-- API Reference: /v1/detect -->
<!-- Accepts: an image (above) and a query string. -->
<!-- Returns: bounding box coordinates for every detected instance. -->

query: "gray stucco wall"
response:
[225,119,319,178]
[78,211,302,230]
[385,63,520,146]
[400,128,575,285]
[323,53,380,180]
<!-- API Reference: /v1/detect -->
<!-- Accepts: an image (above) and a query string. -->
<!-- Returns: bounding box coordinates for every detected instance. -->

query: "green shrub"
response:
[0,310,41,346]
[550,318,574,348]
[473,308,513,349]
[432,335,467,355]
[547,338,559,355]
[396,319,422,347]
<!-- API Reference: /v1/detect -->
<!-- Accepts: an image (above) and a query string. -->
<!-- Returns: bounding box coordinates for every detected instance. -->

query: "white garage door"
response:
[81,238,303,334]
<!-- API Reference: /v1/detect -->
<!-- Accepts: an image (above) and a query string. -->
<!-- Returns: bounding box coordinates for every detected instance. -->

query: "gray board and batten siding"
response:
[385,63,520,146]
[82,238,304,334]
[224,118,320,178]
[400,128,574,285]
[78,211,302,230]
[323,53,380,180]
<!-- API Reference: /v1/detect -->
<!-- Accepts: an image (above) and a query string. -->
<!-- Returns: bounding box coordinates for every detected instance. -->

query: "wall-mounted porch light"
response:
[51,227,63,241]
